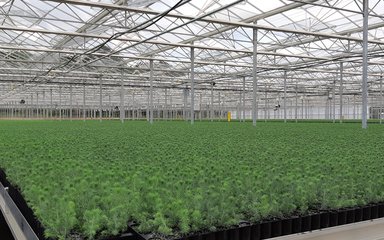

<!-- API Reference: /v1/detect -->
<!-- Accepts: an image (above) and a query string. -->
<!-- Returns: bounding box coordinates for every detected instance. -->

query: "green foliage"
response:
[0,120,383,239]
[83,208,106,239]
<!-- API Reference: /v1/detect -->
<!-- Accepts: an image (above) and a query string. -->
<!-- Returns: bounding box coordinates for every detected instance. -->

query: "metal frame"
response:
[0,0,383,126]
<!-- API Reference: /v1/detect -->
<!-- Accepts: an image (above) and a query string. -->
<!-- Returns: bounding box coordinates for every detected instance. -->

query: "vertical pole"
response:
[190,46,195,124]
[339,62,344,123]
[131,92,134,120]
[36,92,39,118]
[362,0,368,128]
[50,88,53,119]
[264,87,267,122]
[43,90,46,119]
[238,93,241,121]
[380,75,383,124]
[83,82,86,121]
[120,69,125,123]
[59,86,62,120]
[31,94,34,118]
[211,82,214,122]
[252,23,258,126]
[219,92,222,121]
[165,88,168,120]
[150,59,154,124]
[108,95,111,120]
[146,90,149,122]
[333,79,336,123]
[170,92,173,121]
[99,77,102,122]
[70,84,73,121]
[199,93,202,121]
[243,77,246,122]
[295,80,298,123]
[183,89,187,120]
[353,95,356,120]
[284,70,287,123]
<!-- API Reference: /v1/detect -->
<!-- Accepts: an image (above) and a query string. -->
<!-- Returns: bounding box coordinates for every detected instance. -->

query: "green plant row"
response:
[0,120,383,239]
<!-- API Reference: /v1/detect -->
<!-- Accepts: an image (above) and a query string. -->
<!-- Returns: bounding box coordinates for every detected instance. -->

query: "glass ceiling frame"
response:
[0,0,383,123]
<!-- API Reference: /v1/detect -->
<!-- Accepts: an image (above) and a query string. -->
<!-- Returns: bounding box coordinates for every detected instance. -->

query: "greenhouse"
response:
[0,0,383,240]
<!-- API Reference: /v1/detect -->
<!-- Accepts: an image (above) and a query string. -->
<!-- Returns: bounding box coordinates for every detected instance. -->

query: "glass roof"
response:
[0,0,383,106]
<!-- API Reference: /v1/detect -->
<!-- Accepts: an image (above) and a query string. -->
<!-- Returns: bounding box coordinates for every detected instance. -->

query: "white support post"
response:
[36,92,39,118]
[165,88,168,120]
[50,88,53,119]
[99,77,102,122]
[211,82,214,122]
[150,59,154,124]
[243,76,246,122]
[339,62,344,123]
[284,70,287,123]
[83,82,86,121]
[264,86,267,122]
[333,79,336,123]
[190,46,195,124]
[59,86,62,120]
[70,84,73,121]
[43,91,46,119]
[362,0,368,129]
[353,95,356,120]
[108,95,111,120]
[146,90,149,122]
[218,92,222,121]
[199,93,202,121]
[252,22,258,126]
[120,69,125,123]
[295,80,298,123]
[380,75,383,124]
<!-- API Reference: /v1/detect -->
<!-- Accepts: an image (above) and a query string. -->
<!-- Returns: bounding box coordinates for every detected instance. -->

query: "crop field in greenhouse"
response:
[0,121,383,240]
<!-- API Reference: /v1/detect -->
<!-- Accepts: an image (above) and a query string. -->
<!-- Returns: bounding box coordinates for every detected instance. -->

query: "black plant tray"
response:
[1,169,384,240]
[173,204,384,240]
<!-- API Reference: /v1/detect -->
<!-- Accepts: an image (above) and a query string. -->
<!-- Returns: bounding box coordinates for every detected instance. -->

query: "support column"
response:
[83,82,86,121]
[165,88,168,120]
[333,79,336,123]
[218,92,222,121]
[149,59,154,124]
[120,70,125,123]
[70,84,73,121]
[190,46,195,124]
[295,80,298,123]
[36,92,39,118]
[99,77,102,122]
[108,95,111,119]
[243,77,246,122]
[43,91,46,119]
[339,62,344,123]
[59,86,62,120]
[199,93,202,121]
[183,89,187,121]
[264,88,267,122]
[50,88,53,119]
[252,22,258,126]
[380,75,383,124]
[283,70,287,123]
[301,97,304,120]
[353,95,356,120]
[362,0,368,129]
[211,82,214,122]
[146,90,149,122]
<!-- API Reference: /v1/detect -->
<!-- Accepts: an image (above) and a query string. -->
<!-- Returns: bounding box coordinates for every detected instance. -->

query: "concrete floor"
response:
[273,218,384,240]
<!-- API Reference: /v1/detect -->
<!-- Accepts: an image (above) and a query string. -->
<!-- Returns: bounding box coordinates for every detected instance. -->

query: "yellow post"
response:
[227,111,231,122]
